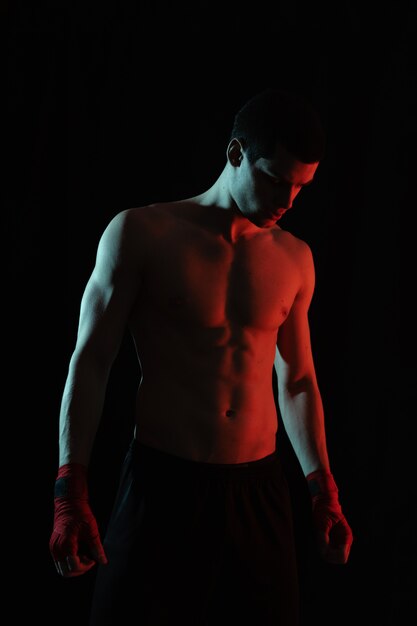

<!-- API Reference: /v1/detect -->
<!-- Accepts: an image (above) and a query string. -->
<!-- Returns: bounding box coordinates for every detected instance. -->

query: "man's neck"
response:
[190,169,264,243]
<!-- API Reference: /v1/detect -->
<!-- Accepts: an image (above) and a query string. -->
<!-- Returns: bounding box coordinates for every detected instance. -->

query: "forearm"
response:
[278,378,330,476]
[59,351,111,467]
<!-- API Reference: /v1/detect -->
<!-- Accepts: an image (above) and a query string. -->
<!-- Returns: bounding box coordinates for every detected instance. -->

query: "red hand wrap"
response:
[49,463,100,562]
[306,469,339,499]
[306,469,353,548]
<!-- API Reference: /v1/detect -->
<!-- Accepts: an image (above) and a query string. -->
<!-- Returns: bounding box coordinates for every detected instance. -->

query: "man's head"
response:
[226,88,324,228]
[229,88,326,165]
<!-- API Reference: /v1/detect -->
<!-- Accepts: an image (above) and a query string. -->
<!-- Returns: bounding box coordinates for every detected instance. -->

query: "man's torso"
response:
[127,201,304,462]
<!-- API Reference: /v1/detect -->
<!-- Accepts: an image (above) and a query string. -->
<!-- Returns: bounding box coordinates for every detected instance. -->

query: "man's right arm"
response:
[50,208,146,577]
[59,208,145,467]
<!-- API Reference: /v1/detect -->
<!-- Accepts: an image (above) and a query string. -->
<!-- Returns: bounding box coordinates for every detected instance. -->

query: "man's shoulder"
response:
[273,227,313,258]
[119,201,186,226]
[105,202,194,255]
[116,202,168,221]
[103,203,173,238]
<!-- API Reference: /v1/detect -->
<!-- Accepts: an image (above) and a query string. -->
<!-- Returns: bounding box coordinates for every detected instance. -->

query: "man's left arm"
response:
[274,242,353,564]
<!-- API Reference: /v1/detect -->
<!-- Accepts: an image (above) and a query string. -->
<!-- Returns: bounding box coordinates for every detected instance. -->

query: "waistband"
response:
[130,438,281,480]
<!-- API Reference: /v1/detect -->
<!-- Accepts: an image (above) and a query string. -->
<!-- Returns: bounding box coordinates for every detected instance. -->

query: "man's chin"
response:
[258,215,280,228]
[246,212,279,229]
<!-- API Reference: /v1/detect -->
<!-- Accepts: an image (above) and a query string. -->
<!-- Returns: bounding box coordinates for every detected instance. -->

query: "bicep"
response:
[75,273,127,361]
[275,243,317,389]
[74,211,144,363]
[275,298,316,390]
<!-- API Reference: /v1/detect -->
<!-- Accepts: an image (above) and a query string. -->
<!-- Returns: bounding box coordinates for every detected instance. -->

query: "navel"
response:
[225,409,236,419]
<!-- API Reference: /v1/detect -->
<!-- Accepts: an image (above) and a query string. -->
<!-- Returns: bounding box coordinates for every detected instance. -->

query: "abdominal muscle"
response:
[132,329,279,464]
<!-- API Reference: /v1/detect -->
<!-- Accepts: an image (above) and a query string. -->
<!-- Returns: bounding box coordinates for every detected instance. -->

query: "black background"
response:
[7,1,417,624]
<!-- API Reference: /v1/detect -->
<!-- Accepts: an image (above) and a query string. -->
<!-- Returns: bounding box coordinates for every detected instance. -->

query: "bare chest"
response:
[140,222,301,332]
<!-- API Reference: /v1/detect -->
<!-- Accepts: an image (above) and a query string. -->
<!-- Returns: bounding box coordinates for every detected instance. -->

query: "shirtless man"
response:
[50,88,353,626]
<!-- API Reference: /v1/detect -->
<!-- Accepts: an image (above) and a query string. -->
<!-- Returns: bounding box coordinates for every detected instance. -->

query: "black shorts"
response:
[88,439,300,626]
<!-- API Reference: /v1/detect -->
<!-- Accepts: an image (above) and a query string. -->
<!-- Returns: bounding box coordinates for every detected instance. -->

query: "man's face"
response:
[232,142,319,228]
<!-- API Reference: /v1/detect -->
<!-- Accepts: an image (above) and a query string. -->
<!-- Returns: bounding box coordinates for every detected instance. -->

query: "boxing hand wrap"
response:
[49,463,102,563]
[307,468,339,499]
[306,469,353,560]
[54,462,89,499]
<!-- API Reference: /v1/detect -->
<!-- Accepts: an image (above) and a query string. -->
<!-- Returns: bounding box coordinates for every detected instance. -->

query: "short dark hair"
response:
[230,88,326,164]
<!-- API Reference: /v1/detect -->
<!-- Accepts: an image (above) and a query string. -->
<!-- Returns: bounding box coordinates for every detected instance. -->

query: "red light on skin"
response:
[273,210,287,219]
[264,209,287,222]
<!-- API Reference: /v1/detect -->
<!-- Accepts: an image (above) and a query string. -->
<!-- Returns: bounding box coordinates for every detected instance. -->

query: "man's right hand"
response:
[49,463,108,577]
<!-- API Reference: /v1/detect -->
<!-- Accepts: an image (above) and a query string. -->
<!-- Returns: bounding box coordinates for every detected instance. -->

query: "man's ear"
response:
[227,138,244,166]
